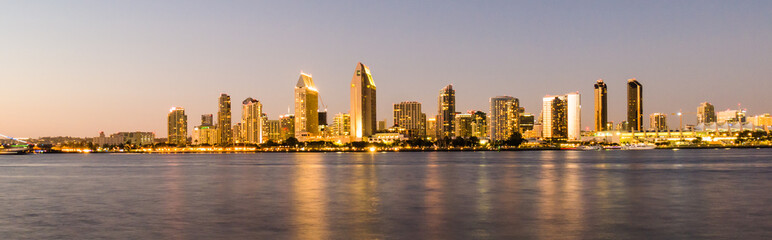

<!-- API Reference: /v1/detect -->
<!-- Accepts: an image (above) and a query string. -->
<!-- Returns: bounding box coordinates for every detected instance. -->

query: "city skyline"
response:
[2,1,772,138]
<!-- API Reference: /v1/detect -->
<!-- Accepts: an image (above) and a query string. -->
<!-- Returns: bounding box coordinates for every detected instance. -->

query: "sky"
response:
[1,0,771,138]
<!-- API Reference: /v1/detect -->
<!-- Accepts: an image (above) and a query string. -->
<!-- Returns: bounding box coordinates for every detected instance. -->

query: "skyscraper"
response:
[350,62,376,140]
[393,101,424,139]
[697,102,716,124]
[266,120,281,142]
[167,107,187,146]
[218,93,232,145]
[542,92,581,140]
[242,97,263,144]
[295,72,319,138]
[627,79,643,131]
[318,111,328,126]
[594,79,608,131]
[489,96,519,142]
[650,113,667,131]
[437,85,456,139]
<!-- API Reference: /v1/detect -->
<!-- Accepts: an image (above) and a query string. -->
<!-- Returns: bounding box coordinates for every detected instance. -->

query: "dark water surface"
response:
[1,150,772,239]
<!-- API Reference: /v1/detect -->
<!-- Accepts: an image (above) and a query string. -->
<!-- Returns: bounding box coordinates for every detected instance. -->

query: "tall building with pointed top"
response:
[627,78,643,131]
[594,79,608,131]
[295,72,319,138]
[218,93,232,145]
[350,62,376,140]
[242,97,263,144]
[168,107,188,146]
[437,85,456,139]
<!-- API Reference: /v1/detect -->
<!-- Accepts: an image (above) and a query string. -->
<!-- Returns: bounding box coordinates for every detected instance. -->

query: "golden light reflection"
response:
[536,156,586,239]
[291,155,329,240]
[423,153,445,239]
[162,161,185,239]
[349,154,381,239]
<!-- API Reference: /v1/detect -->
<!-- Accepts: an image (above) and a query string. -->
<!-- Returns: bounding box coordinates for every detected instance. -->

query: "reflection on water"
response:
[1,150,772,239]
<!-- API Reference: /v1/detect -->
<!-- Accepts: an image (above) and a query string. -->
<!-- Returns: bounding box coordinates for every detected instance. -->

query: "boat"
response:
[622,143,656,150]
[577,145,602,151]
[0,145,29,155]
[603,145,623,150]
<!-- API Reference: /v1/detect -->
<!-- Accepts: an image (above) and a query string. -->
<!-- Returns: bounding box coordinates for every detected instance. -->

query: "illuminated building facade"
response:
[332,113,351,136]
[489,96,519,142]
[167,107,187,146]
[437,85,456,139]
[650,113,667,131]
[266,120,281,142]
[201,114,213,126]
[218,93,232,145]
[295,72,319,138]
[543,92,580,140]
[454,113,473,138]
[279,114,295,141]
[426,116,437,140]
[594,79,608,131]
[242,97,263,144]
[470,111,487,139]
[627,79,643,131]
[393,101,425,139]
[350,62,377,140]
[697,102,716,124]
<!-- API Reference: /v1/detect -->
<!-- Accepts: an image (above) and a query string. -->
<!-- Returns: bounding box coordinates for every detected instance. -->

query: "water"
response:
[1,149,771,239]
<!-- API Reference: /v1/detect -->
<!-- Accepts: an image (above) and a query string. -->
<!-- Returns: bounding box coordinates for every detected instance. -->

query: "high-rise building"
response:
[454,113,473,138]
[627,79,643,131]
[697,102,716,124]
[437,85,456,139]
[261,113,269,142]
[295,72,319,138]
[594,79,608,131]
[192,126,217,145]
[426,117,437,140]
[350,62,376,140]
[542,92,581,140]
[378,120,387,132]
[201,114,213,126]
[168,107,187,146]
[332,113,351,136]
[279,114,295,141]
[266,120,281,142]
[489,96,519,142]
[393,101,425,139]
[650,113,667,131]
[469,111,487,139]
[218,93,232,145]
[242,97,263,144]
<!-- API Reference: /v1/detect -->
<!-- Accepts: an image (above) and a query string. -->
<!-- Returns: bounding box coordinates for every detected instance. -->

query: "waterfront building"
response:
[489,96,519,142]
[378,120,387,132]
[266,120,281,142]
[332,113,351,136]
[594,79,608,131]
[469,111,487,139]
[242,97,263,144]
[542,92,581,141]
[261,113,269,141]
[192,125,217,145]
[279,114,295,141]
[627,79,643,131]
[295,72,319,138]
[650,113,668,131]
[167,107,187,146]
[748,114,772,127]
[426,116,437,140]
[350,62,377,140]
[393,101,425,139]
[697,102,717,124]
[201,114,213,126]
[454,113,473,138]
[95,131,155,147]
[437,85,456,139]
[218,93,232,145]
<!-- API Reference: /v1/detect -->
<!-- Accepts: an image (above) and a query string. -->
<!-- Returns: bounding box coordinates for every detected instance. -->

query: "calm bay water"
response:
[1,150,772,239]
